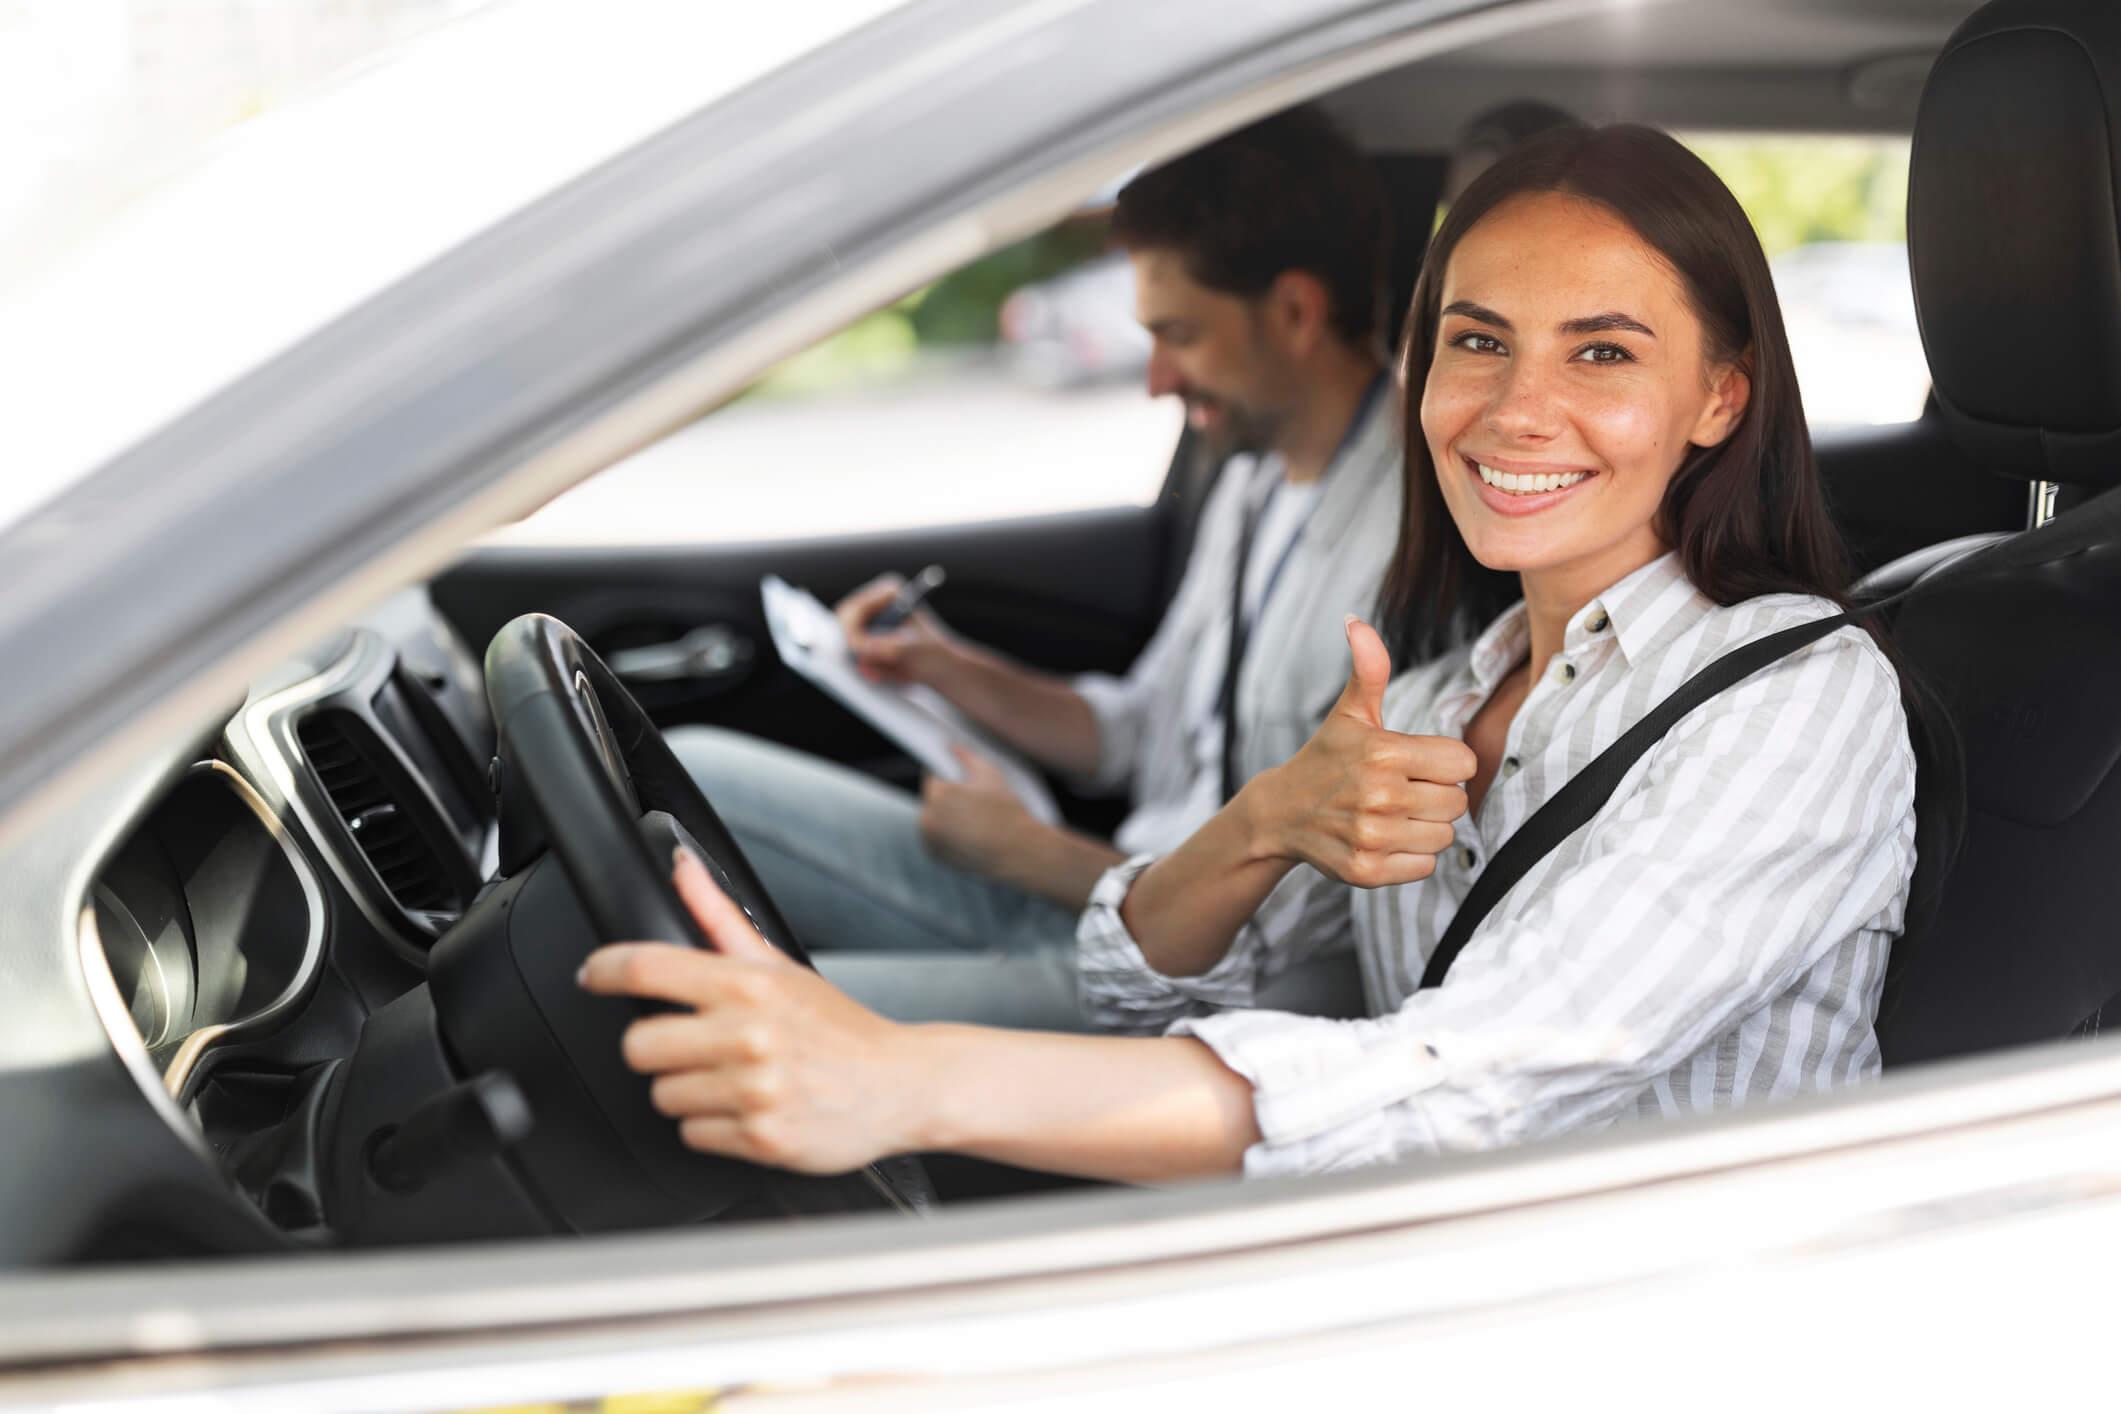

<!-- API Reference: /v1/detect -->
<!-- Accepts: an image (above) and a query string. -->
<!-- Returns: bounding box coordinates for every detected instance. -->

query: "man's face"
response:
[1130,249,1295,460]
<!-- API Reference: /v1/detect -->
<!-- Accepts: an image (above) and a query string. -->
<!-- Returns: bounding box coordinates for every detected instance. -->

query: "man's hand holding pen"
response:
[835,566,954,686]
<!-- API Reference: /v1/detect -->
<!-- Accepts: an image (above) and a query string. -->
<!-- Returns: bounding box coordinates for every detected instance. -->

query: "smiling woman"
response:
[581,124,1926,1185]
[1428,195,1749,607]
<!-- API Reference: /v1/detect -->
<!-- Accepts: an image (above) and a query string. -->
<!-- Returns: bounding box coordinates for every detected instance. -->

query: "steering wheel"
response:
[485,613,813,970]
[424,613,931,1228]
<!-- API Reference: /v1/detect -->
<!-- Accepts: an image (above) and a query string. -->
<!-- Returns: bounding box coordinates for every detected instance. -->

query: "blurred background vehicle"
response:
[999,250,1152,387]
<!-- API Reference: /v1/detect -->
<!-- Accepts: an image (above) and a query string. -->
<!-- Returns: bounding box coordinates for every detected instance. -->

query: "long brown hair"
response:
[1380,123,1853,659]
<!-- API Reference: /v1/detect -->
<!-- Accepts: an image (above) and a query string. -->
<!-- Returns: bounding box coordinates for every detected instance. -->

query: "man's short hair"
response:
[1111,105,1388,350]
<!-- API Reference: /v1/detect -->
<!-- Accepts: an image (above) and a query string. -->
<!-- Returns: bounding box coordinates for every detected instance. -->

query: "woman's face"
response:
[1420,191,1749,598]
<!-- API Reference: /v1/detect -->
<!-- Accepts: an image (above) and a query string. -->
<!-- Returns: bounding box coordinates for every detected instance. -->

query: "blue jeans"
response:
[666,726,1090,1029]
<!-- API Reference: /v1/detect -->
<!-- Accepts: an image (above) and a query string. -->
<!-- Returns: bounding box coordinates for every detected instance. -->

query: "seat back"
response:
[1871,0,2121,1065]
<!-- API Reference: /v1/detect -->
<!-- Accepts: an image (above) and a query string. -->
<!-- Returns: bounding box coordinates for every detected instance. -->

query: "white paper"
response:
[759,575,1062,825]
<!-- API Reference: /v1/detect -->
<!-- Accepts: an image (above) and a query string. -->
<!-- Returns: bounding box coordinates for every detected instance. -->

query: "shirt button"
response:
[1458,847,1479,871]
[1587,612,1610,633]
[1555,660,1577,684]
[1501,755,1521,776]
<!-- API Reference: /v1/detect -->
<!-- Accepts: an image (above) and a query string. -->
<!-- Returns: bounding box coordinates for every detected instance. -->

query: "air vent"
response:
[296,710,464,923]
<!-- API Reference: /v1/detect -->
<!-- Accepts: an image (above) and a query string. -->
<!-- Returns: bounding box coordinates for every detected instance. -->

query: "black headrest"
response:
[1910,0,2121,488]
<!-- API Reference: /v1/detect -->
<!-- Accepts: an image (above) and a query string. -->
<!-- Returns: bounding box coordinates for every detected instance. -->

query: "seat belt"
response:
[1418,485,2121,991]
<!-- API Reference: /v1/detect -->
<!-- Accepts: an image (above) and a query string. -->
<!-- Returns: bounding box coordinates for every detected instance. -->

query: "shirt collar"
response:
[1464,551,1709,686]
[1567,551,1710,667]
[1465,600,1532,694]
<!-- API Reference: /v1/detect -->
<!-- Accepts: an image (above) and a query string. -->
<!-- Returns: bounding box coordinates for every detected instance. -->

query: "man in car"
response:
[669,106,1400,1024]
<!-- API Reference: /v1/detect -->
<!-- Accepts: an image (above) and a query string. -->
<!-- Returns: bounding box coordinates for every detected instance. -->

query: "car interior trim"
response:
[239,630,489,966]
[74,902,214,1167]
[149,762,330,1106]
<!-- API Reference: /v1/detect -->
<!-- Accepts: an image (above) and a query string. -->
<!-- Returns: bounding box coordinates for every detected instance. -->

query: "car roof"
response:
[1335,0,1967,146]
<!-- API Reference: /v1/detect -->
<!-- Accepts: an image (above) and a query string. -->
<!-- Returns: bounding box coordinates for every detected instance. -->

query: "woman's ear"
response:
[1690,357,1752,448]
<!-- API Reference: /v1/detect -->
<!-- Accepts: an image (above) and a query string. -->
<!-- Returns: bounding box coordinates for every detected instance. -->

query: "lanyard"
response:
[1217,372,1387,801]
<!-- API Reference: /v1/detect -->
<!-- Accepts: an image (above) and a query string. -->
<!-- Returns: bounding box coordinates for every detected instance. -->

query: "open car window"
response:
[491,222,1183,547]
[1684,131,1927,429]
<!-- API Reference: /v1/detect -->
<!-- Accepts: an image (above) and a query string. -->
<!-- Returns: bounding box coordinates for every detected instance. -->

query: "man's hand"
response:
[578,849,937,1174]
[828,575,1104,780]
[1237,617,1475,889]
[919,747,1035,876]
[836,574,959,687]
[918,747,1125,907]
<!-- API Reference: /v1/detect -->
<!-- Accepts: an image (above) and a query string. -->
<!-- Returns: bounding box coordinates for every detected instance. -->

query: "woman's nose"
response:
[1484,358,1565,441]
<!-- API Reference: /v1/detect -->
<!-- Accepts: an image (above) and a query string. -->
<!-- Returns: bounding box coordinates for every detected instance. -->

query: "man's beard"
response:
[1183,392,1283,462]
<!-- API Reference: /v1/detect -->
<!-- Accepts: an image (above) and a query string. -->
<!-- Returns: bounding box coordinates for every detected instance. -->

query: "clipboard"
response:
[759,575,1062,825]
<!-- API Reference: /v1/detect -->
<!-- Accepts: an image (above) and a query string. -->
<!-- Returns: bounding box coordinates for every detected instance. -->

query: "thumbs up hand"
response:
[1330,611,1395,728]
[1237,618,1478,890]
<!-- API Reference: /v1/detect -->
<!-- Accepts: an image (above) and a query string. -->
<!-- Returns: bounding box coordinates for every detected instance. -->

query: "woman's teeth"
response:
[1477,463,1590,495]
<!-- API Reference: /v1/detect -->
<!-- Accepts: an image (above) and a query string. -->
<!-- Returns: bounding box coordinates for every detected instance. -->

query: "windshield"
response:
[0,0,912,537]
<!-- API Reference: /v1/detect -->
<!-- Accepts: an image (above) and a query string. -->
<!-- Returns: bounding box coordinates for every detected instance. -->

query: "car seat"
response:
[1863,0,2121,1065]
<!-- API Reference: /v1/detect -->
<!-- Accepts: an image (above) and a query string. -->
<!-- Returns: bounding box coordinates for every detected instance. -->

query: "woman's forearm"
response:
[907,1025,1259,1183]
[1118,793,1297,978]
[995,821,1127,909]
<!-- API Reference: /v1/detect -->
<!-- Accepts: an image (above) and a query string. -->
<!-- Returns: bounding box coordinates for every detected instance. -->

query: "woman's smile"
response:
[1460,451,1598,516]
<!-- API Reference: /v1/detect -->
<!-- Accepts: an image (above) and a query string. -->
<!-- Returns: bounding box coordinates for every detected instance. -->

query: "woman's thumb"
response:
[1334,616,1393,727]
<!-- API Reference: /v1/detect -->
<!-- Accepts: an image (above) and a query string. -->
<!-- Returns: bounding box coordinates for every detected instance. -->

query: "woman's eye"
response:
[1574,342,1632,365]
[1451,332,1505,355]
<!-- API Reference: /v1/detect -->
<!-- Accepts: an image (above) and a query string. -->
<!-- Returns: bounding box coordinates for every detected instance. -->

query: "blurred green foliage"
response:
[910,219,1109,344]
[747,220,1108,399]
[1686,135,1910,256]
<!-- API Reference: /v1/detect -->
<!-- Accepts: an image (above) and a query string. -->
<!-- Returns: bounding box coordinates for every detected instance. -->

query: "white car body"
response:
[0,0,2106,1410]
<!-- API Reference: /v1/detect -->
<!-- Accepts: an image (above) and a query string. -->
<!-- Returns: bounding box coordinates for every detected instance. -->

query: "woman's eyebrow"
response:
[1441,299,1511,329]
[1560,311,1656,338]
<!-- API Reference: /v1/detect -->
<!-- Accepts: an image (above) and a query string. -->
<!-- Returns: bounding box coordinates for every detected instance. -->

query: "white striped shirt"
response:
[1077,552,1918,1180]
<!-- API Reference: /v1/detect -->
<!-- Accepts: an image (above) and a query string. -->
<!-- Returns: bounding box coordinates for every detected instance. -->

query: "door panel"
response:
[431,506,1173,786]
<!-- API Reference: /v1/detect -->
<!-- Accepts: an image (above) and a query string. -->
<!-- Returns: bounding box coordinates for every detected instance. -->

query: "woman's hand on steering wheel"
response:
[578,849,936,1175]
[1238,618,1475,889]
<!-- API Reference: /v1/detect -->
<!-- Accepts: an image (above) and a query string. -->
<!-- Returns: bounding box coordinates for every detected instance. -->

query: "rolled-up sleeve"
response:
[1077,853,1356,1035]
[1174,630,1917,1181]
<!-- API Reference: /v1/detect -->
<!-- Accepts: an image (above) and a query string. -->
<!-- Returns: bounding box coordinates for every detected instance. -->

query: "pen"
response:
[867,564,946,633]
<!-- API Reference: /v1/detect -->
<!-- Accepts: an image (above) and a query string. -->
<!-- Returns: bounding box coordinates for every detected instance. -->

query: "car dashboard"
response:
[83,589,503,1232]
